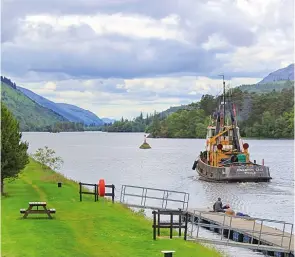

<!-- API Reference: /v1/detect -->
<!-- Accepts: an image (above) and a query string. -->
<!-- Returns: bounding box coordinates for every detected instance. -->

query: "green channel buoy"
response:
[139,135,151,149]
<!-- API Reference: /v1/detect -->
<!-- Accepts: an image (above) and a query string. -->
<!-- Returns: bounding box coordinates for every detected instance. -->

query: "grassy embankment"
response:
[2,159,222,257]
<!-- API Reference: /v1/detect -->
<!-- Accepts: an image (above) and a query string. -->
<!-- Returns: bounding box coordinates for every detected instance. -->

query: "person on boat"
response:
[230,154,238,163]
[213,198,225,212]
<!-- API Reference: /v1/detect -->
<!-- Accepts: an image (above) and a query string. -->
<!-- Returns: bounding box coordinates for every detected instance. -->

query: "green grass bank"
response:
[1,159,222,257]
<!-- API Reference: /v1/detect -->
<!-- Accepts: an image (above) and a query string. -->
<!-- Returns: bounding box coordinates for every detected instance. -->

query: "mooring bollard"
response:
[58,182,62,188]
[161,250,175,257]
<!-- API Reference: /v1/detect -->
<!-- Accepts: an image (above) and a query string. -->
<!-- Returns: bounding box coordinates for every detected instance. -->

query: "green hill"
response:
[238,80,294,94]
[1,82,67,131]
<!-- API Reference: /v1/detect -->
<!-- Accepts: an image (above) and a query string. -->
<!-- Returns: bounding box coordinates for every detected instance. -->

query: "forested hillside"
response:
[1,76,107,132]
[17,85,103,126]
[1,81,67,131]
[103,87,294,139]
[146,88,294,139]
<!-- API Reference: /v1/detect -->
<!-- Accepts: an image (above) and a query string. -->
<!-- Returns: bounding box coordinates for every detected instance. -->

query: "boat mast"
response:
[219,74,226,127]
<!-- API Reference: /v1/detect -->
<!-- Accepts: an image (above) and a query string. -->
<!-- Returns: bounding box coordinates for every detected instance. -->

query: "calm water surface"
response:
[22,132,294,257]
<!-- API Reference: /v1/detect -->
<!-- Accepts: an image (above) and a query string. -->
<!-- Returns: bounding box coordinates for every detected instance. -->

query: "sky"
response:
[1,0,294,120]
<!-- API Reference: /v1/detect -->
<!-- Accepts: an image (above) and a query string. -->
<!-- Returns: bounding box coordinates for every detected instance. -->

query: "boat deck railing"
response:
[220,162,258,167]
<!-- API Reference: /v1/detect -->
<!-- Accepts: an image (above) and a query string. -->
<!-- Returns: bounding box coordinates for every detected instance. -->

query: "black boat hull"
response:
[194,158,272,183]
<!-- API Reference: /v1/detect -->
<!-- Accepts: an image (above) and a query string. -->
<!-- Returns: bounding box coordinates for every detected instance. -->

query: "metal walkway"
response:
[120,185,189,211]
[187,209,294,255]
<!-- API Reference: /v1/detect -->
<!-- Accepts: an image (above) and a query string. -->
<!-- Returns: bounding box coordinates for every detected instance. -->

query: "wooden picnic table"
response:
[20,202,56,219]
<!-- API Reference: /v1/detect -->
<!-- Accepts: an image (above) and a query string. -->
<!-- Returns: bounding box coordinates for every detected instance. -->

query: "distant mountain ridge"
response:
[56,103,105,125]
[154,64,294,119]
[1,79,66,131]
[101,118,116,124]
[17,86,104,126]
[258,63,294,84]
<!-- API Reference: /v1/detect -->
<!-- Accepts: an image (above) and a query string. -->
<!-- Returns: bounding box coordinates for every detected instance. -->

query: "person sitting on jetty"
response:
[213,198,225,212]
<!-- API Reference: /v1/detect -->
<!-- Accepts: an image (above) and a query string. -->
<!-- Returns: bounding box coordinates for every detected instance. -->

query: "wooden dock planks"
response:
[188,209,294,253]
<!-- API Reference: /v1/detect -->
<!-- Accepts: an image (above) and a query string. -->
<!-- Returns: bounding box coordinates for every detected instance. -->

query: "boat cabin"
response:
[202,125,250,167]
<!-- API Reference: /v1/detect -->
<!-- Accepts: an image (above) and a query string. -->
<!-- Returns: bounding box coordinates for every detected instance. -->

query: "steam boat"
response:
[192,78,272,183]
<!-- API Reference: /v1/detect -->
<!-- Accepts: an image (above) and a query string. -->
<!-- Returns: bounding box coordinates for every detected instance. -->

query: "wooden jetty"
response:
[119,184,294,256]
[187,209,294,256]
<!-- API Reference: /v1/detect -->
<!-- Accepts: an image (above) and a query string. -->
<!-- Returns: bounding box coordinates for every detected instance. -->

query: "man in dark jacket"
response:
[213,198,225,212]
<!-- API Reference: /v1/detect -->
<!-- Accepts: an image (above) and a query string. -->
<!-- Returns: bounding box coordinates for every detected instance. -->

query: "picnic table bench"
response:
[20,202,56,219]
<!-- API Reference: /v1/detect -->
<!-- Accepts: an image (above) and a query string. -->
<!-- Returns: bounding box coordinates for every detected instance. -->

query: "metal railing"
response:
[120,185,189,211]
[187,210,294,253]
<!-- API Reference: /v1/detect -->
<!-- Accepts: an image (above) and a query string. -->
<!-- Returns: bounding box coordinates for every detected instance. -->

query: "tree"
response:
[32,146,64,171]
[199,94,217,116]
[1,103,29,195]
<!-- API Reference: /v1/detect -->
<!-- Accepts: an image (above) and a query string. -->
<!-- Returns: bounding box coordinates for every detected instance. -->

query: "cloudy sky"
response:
[1,0,294,119]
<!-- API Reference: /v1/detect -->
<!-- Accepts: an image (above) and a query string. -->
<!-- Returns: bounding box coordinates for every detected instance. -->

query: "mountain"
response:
[56,103,103,125]
[17,86,103,126]
[235,64,294,94]
[1,80,66,131]
[257,63,294,84]
[101,118,116,124]
[238,80,294,94]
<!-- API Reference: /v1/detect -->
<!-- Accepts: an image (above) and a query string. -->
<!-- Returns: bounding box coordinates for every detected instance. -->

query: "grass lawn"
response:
[1,159,222,257]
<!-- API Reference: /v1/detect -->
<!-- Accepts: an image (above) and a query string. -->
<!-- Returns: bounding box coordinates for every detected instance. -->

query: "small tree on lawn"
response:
[32,146,64,171]
[1,103,29,195]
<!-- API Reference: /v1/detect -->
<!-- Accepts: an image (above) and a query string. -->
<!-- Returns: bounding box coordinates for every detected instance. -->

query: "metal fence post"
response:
[165,191,169,209]
[111,184,115,203]
[122,185,126,203]
[190,211,194,237]
[95,184,98,202]
[170,213,173,239]
[196,212,202,239]
[184,212,188,240]
[178,208,182,237]
[153,211,157,240]
[251,220,256,244]
[120,185,123,202]
[221,214,226,240]
[281,222,286,247]
[79,182,82,202]
[140,187,145,206]
[257,220,264,248]
[227,216,233,243]
[158,211,161,236]
[289,224,293,251]
[143,188,148,207]
[186,193,189,210]
[161,191,166,209]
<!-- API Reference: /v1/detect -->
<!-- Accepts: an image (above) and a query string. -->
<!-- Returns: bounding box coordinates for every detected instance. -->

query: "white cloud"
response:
[201,33,231,50]
[24,13,184,42]
[44,81,57,90]
[16,75,262,119]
